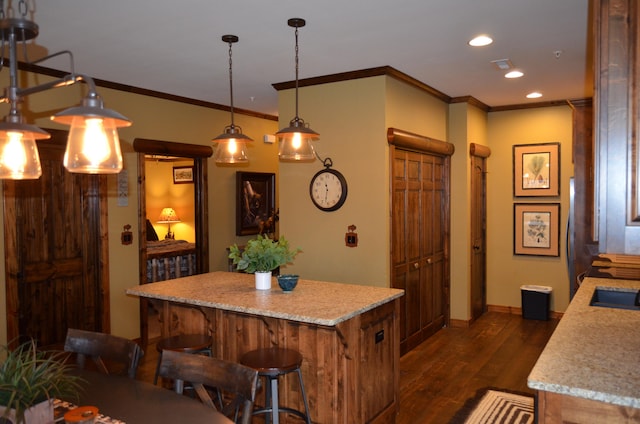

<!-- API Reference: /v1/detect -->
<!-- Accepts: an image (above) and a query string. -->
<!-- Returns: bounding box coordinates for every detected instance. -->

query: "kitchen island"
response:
[127,271,404,424]
[528,277,640,422]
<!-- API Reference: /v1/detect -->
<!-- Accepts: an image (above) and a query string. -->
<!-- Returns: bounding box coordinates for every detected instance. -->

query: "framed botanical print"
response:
[514,203,560,256]
[513,142,560,197]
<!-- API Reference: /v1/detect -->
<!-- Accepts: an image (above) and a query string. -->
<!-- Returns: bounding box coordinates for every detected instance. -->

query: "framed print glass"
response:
[173,166,194,184]
[236,172,276,236]
[513,142,560,197]
[514,203,560,256]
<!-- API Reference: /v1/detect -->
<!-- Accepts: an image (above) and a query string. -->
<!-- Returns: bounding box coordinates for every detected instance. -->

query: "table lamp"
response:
[157,207,180,239]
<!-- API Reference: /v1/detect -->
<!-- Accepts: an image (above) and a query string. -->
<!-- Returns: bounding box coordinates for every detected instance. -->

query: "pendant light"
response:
[277,18,319,161]
[0,0,131,179]
[52,90,131,174]
[213,35,252,164]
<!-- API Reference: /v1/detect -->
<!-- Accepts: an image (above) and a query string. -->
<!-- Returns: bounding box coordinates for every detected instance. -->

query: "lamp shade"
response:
[157,208,180,223]
[0,121,50,179]
[213,127,251,163]
[52,97,131,174]
[276,118,319,161]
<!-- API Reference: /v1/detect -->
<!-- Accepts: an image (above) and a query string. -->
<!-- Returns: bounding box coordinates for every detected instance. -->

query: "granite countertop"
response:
[126,271,404,326]
[528,277,640,408]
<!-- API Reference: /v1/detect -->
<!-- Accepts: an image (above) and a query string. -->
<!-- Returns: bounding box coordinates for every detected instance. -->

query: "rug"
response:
[450,388,535,424]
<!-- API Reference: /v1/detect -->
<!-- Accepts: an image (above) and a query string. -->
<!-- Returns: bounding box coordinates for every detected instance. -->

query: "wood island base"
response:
[151,296,400,423]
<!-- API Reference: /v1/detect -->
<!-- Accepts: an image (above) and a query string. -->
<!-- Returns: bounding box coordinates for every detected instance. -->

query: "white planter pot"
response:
[0,399,54,424]
[254,271,272,290]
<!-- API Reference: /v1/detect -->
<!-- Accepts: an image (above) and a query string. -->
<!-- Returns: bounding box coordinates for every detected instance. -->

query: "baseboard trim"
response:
[449,318,471,328]
[487,304,564,320]
[450,306,563,327]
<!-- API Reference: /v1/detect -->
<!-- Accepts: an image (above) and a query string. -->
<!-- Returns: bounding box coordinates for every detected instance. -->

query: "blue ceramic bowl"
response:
[277,274,299,292]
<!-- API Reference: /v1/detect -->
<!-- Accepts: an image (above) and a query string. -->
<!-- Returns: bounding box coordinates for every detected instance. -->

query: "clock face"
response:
[309,169,348,211]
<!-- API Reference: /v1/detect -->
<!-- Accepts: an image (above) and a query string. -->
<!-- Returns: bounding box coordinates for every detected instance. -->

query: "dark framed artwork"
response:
[513,142,560,197]
[173,166,194,184]
[236,172,276,236]
[514,203,560,256]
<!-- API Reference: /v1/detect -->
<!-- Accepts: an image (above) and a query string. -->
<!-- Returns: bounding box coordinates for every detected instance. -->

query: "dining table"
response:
[59,369,233,424]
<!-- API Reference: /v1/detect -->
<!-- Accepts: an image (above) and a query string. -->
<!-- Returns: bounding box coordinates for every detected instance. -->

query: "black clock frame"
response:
[309,168,348,211]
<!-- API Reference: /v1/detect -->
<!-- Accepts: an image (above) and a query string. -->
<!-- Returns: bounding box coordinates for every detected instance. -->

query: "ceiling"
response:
[19,0,591,117]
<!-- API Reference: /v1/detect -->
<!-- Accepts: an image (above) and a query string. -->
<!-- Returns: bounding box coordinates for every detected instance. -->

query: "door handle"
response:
[414,262,419,269]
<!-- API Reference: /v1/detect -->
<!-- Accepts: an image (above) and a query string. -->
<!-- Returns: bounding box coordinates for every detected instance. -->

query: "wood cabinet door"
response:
[3,130,109,347]
[391,148,448,354]
[470,144,490,321]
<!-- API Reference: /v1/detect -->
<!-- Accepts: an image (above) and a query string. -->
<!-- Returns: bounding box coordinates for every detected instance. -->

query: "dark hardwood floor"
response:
[396,311,558,423]
[135,311,558,423]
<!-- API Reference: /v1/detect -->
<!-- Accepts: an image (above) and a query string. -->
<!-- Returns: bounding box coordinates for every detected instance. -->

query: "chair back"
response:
[64,328,144,379]
[158,349,258,424]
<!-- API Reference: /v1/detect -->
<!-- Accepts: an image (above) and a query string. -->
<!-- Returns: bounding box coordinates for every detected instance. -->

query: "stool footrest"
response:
[252,406,309,420]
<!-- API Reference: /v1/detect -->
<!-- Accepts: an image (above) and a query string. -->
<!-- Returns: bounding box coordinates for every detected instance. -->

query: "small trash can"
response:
[520,285,552,320]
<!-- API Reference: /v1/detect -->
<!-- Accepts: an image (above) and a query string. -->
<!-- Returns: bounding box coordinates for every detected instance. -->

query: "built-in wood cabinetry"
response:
[570,100,596,295]
[595,0,640,254]
[537,390,640,423]
[388,128,453,354]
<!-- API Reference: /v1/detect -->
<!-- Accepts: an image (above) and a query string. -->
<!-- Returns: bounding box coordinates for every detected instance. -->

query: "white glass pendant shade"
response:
[0,122,49,179]
[62,116,123,174]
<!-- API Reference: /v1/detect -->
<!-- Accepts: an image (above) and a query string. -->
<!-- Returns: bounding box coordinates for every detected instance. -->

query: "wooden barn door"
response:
[388,128,454,355]
[3,129,109,348]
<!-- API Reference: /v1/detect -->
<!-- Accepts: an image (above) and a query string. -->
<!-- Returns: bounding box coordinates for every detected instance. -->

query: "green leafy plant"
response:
[228,235,300,273]
[0,340,84,423]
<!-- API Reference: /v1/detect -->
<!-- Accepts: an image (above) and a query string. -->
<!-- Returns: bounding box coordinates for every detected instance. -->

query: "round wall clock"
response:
[309,165,348,212]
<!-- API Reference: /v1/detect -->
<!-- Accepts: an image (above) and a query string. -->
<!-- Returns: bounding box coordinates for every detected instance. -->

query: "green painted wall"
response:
[0,70,278,342]
[0,68,575,346]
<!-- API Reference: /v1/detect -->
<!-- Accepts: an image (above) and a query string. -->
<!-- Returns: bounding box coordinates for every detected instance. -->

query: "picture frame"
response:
[173,166,194,184]
[513,142,560,197]
[514,203,560,256]
[236,172,276,236]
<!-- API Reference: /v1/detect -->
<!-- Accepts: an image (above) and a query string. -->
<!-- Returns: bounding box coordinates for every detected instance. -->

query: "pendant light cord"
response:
[294,25,300,119]
[227,38,235,128]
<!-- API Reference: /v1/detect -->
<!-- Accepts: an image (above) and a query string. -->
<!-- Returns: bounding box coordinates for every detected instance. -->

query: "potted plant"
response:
[228,235,300,290]
[0,340,83,424]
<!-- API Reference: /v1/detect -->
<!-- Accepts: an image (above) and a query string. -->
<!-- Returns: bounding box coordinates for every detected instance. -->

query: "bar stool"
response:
[240,347,311,424]
[153,334,212,385]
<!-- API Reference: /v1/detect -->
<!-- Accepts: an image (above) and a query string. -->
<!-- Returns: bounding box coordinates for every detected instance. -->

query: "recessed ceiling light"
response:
[526,92,543,99]
[469,35,493,47]
[505,70,524,79]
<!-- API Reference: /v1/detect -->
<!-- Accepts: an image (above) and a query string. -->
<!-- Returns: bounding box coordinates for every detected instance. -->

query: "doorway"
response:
[3,129,109,348]
[133,138,212,348]
[470,143,490,322]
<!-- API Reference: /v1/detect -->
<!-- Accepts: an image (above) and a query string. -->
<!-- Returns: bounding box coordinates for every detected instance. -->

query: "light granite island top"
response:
[126,271,404,326]
[528,277,640,414]
[127,271,404,423]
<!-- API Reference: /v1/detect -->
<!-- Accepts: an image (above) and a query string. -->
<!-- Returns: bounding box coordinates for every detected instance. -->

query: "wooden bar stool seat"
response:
[240,347,311,424]
[153,334,212,385]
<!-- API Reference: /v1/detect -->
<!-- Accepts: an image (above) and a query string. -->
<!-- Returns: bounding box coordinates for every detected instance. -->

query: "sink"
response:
[590,287,640,311]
